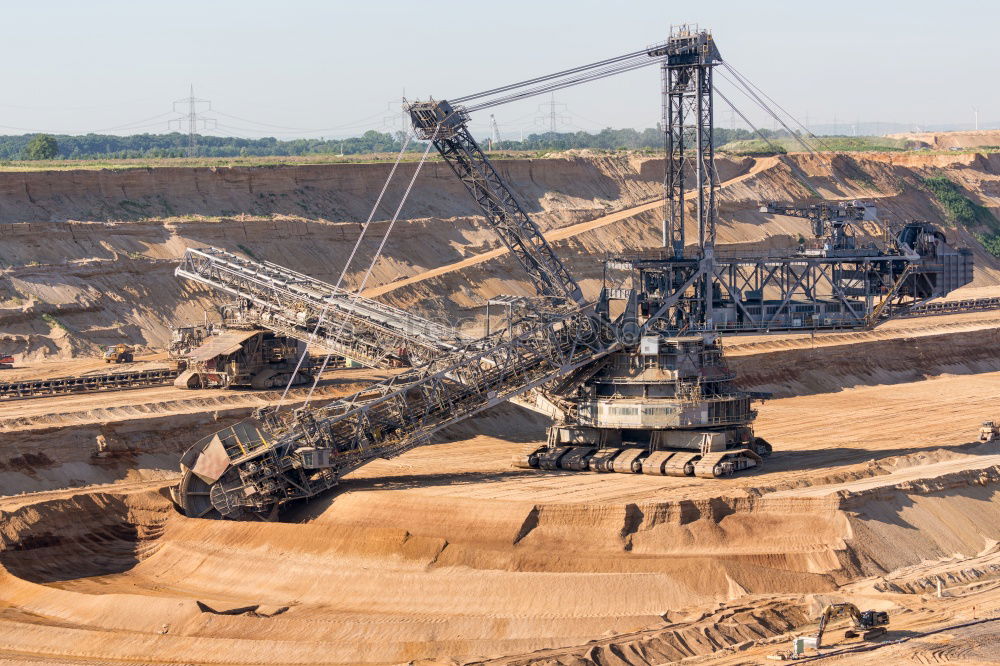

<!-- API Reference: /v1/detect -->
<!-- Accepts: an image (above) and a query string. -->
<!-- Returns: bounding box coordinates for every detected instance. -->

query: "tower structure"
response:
[535,27,769,478]
[169,85,215,157]
[660,25,719,259]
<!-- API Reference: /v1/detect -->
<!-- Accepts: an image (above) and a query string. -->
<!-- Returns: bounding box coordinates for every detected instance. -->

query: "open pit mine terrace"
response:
[1,149,1000,664]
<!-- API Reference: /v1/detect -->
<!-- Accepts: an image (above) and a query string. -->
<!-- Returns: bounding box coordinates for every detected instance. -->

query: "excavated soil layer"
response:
[1,440,999,664]
[731,324,1000,397]
[3,344,1000,663]
[2,315,998,499]
[3,150,1000,358]
[0,370,394,495]
[2,153,1000,663]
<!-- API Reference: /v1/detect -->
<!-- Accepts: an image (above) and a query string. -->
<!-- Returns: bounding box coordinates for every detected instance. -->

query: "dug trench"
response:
[1,444,998,664]
[1,321,1000,664]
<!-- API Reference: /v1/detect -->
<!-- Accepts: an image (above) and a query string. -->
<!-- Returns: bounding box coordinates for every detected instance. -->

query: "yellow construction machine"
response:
[771,603,889,659]
[103,344,135,364]
[814,603,888,646]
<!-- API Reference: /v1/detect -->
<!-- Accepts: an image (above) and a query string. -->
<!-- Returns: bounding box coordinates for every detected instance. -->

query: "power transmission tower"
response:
[534,93,569,133]
[490,114,500,148]
[169,85,216,157]
[383,90,408,141]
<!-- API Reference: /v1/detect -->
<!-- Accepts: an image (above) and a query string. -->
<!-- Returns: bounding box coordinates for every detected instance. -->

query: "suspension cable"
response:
[453,44,665,104]
[302,127,441,408]
[715,87,785,154]
[720,66,855,191]
[723,63,834,151]
[276,132,415,407]
[466,57,659,113]
[717,68,816,154]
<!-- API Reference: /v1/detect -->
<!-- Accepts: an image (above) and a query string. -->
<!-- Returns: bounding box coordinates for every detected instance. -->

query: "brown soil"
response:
[886,129,1000,150]
[2,150,1000,358]
[2,154,1000,664]
[2,318,1000,663]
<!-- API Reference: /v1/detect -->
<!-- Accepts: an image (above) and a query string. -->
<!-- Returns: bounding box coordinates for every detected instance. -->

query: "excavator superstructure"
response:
[172,26,973,518]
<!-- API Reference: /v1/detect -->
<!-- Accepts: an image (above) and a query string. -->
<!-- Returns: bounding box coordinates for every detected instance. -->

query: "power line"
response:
[382,91,407,138]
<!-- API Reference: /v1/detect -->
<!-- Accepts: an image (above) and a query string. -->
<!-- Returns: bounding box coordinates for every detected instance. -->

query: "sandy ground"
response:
[0,353,171,382]
[0,366,390,430]
[1,352,999,664]
[2,151,1000,664]
[1,285,1000,663]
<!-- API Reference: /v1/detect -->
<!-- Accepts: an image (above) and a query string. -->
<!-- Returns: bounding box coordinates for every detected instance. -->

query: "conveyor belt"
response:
[175,247,466,369]
[0,368,179,401]
[898,296,1000,318]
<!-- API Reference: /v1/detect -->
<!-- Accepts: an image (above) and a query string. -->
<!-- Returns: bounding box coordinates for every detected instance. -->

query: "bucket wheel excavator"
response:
[172,27,972,519]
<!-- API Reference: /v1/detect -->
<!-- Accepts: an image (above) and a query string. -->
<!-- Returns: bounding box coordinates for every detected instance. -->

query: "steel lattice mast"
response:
[654,25,721,328]
[408,102,585,308]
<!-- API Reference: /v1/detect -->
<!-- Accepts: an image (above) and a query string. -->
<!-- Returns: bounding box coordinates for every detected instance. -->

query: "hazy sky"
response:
[3,0,996,139]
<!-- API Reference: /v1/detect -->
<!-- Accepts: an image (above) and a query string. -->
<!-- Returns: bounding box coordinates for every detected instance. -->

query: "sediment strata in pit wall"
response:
[731,325,1000,397]
[0,384,362,495]
[3,150,1000,358]
[1,321,998,497]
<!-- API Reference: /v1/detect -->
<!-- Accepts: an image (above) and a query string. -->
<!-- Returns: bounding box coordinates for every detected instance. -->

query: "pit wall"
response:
[0,408,245,496]
[731,326,1000,398]
[2,151,1000,358]
[0,386,356,496]
[1,467,996,664]
[2,460,997,612]
[1,323,997,498]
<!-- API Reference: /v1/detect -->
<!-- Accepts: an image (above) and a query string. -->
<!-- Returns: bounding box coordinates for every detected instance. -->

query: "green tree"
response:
[24,134,58,160]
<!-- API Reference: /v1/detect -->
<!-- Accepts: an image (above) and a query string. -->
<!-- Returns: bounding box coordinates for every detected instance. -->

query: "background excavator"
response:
[772,603,889,659]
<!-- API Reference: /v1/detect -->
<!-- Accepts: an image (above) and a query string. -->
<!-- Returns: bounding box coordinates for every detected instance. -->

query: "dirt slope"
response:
[2,153,1000,664]
[2,315,1000,664]
[2,369,999,663]
[3,150,1000,359]
[886,129,1000,150]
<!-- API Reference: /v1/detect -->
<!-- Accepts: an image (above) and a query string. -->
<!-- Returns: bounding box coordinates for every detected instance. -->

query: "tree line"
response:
[0,127,765,161]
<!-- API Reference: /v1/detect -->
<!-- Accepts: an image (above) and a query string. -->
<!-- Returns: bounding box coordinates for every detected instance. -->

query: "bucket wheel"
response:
[173,468,276,521]
[172,436,278,520]
[174,467,223,519]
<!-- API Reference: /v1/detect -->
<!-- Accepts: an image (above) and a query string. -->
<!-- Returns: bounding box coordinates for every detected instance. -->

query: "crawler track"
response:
[0,367,179,401]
